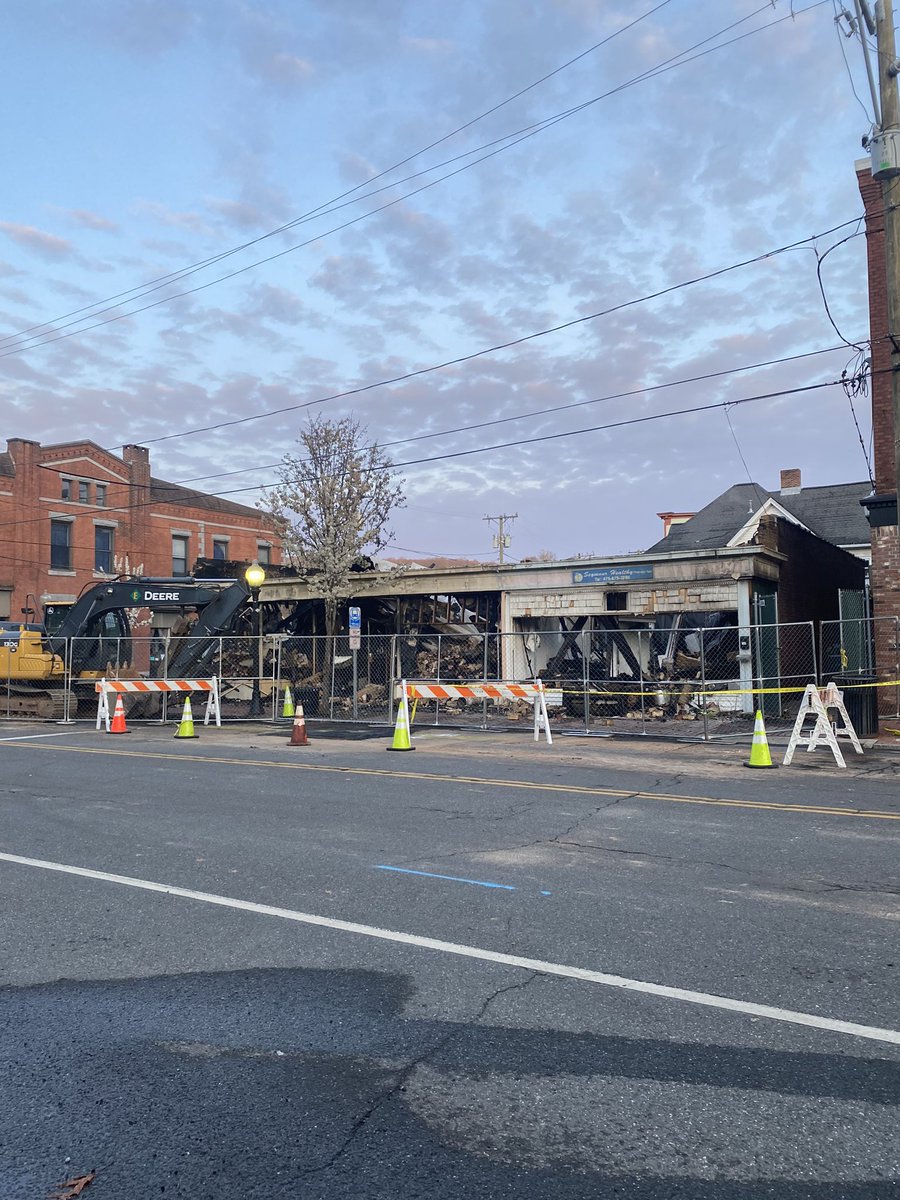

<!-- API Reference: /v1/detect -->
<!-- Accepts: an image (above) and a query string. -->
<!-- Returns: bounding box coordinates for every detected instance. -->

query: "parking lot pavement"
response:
[1,724,898,1197]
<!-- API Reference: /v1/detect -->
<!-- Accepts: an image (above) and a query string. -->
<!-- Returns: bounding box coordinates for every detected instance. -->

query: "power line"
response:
[386,381,847,471]
[170,341,859,488]
[0,0,677,350]
[6,339,860,535]
[0,373,872,570]
[109,215,867,450]
[1,1,825,362]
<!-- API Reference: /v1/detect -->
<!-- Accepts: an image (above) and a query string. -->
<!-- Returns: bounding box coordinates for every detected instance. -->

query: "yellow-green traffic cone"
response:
[387,691,415,752]
[745,709,776,768]
[174,695,199,739]
[282,685,295,719]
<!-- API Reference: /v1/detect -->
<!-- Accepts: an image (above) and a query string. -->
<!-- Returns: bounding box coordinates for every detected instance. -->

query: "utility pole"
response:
[872,0,900,521]
[484,513,517,564]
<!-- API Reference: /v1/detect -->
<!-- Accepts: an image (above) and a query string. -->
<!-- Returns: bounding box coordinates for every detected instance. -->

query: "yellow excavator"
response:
[0,576,251,719]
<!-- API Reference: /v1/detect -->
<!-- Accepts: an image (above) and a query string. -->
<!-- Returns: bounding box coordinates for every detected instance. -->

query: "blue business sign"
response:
[571,565,654,585]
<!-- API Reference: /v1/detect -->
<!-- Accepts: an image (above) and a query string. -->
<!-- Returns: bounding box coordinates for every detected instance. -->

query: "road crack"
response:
[298,973,540,1178]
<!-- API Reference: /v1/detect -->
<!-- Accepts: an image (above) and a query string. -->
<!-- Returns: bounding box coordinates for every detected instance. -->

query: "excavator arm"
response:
[48,578,252,675]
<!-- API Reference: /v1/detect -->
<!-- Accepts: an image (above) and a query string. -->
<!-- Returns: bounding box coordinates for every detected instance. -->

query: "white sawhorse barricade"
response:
[404,679,555,744]
[95,677,222,731]
[783,681,863,769]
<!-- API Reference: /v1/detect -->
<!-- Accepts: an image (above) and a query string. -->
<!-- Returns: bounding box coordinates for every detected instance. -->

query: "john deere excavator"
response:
[0,576,251,719]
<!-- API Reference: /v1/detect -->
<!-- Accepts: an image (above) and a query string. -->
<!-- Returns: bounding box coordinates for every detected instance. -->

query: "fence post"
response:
[435,634,442,726]
[582,627,589,733]
[700,627,709,742]
[389,634,397,727]
[482,632,489,729]
[58,637,75,724]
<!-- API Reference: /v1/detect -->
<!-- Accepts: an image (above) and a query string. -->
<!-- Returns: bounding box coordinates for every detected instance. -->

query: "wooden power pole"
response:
[484,513,517,564]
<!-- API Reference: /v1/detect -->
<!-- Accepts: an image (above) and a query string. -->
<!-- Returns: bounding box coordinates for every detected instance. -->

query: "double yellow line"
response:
[6,740,900,822]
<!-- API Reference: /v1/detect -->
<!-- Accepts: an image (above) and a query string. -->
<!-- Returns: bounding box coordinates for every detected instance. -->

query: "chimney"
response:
[780,468,801,493]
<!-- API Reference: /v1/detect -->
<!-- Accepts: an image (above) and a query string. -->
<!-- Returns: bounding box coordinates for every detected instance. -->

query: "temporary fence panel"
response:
[821,615,899,719]
[5,620,889,738]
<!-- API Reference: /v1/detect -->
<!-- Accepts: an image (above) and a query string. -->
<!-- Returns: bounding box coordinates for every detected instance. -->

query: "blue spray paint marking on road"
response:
[541,890,552,896]
[375,865,516,891]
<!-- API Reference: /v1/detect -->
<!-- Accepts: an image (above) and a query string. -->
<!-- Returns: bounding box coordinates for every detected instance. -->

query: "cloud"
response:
[206,197,272,232]
[64,209,120,233]
[403,36,454,55]
[94,0,197,58]
[0,223,74,260]
[134,201,214,236]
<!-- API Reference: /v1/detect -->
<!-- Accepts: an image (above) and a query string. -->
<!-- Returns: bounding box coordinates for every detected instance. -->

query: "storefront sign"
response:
[571,565,654,585]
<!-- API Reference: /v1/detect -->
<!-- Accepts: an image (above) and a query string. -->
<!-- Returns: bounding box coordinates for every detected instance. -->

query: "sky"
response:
[0,0,883,562]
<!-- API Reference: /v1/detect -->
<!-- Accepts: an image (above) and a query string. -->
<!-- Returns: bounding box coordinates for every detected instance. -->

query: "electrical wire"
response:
[813,225,868,350]
[0,366,873,537]
[1,1,828,361]
[0,0,677,350]
[723,404,766,508]
[385,380,846,471]
[168,340,857,488]
[110,214,868,451]
[832,0,878,124]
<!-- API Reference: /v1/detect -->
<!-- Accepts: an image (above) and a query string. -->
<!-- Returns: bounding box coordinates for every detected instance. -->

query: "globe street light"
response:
[244,561,266,717]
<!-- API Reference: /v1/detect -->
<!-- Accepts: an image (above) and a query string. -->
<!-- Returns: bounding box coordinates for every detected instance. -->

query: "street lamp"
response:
[244,561,266,717]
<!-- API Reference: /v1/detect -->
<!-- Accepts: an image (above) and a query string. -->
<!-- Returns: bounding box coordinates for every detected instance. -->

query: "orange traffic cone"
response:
[109,694,130,734]
[288,704,310,746]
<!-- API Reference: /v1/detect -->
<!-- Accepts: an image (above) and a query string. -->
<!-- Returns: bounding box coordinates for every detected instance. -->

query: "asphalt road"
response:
[1,721,898,1198]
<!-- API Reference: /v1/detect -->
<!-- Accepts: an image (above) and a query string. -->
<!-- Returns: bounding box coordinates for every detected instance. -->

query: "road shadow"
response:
[2,966,898,1198]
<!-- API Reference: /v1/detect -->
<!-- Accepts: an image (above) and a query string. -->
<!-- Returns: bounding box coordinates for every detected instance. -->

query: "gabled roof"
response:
[646,480,872,553]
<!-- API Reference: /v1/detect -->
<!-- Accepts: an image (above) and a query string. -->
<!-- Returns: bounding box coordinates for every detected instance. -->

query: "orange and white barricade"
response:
[404,679,554,745]
[95,677,221,731]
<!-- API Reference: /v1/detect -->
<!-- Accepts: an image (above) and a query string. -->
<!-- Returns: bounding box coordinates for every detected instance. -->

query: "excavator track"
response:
[1,686,76,721]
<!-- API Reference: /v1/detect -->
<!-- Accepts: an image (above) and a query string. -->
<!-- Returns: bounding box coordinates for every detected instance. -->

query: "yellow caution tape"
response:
[541,680,900,699]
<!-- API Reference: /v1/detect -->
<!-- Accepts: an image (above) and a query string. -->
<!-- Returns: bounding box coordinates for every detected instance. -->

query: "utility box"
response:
[870,129,900,179]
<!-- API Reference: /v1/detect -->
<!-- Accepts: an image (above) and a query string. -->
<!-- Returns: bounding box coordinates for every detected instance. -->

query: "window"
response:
[606,591,628,612]
[78,481,90,504]
[96,484,107,507]
[50,520,72,570]
[61,478,71,501]
[257,542,271,565]
[94,526,114,574]
[172,534,189,576]
[212,539,228,561]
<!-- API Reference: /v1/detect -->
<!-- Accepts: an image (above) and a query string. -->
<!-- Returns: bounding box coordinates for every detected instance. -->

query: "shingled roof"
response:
[149,476,264,519]
[647,480,872,553]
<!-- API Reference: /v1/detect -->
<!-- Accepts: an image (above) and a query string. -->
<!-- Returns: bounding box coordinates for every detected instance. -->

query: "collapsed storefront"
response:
[257,515,865,725]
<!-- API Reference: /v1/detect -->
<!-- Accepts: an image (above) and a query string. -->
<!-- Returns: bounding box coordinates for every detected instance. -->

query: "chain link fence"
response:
[1,618,893,738]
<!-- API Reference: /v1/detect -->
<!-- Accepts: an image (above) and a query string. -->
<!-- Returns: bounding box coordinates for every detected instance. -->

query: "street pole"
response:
[874,0,900,522]
[244,561,266,719]
[248,590,262,717]
[484,513,517,564]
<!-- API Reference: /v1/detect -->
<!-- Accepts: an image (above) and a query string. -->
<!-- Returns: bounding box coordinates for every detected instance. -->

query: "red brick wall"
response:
[0,438,279,621]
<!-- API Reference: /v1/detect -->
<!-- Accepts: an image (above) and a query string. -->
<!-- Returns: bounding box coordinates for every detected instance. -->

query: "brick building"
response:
[856,160,899,620]
[0,437,280,621]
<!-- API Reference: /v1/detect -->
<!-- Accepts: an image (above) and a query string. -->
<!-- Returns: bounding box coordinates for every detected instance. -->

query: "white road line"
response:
[0,731,81,742]
[1,849,898,1047]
